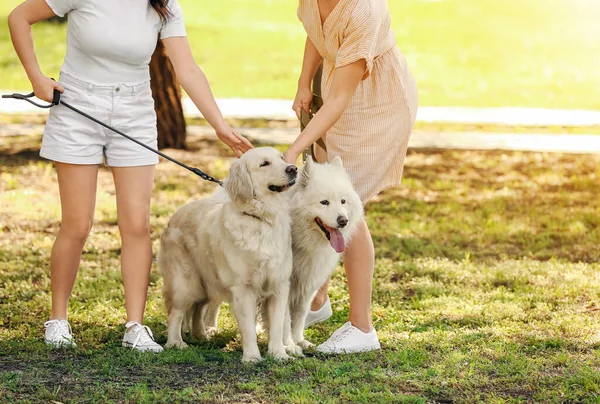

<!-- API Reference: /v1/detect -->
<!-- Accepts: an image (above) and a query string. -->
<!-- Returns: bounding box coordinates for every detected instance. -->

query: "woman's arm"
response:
[162,36,253,157]
[292,36,323,119]
[8,0,64,102]
[298,36,322,90]
[284,59,366,163]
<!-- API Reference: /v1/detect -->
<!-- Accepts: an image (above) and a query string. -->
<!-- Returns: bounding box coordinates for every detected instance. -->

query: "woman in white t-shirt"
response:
[8,0,253,351]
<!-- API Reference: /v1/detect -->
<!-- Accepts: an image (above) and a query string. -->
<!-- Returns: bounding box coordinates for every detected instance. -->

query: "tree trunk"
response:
[149,39,187,150]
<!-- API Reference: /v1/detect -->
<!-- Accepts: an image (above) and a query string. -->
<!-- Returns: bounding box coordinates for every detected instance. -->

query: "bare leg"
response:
[344,218,374,332]
[50,163,99,320]
[111,165,155,324]
[310,281,330,311]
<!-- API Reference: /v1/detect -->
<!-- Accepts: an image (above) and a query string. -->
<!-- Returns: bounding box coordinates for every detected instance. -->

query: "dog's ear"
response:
[225,158,254,204]
[299,156,313,188]
[331,155,344,169]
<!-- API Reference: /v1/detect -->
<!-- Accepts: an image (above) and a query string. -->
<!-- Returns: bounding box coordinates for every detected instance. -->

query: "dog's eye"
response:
[341,199,346,204]
[320,200,329,206]
[260,161,270,167]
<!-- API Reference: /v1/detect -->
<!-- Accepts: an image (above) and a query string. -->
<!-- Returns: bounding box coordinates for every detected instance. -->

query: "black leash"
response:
[2,88,223,186]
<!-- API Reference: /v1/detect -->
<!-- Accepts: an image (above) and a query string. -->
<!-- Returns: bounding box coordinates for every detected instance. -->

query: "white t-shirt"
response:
[45,0,187,85]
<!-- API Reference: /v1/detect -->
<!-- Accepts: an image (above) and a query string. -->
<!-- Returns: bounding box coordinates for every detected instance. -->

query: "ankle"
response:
[349,316,373,333]
[50,312,68,321]
[310,295,328,311]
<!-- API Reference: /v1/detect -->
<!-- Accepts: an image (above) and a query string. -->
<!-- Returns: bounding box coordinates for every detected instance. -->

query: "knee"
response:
[118,214,150,239]
[60,217,93,244]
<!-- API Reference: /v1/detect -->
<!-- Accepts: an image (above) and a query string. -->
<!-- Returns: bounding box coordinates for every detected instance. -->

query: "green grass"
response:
[1,0,599,109]
[2,135,600,402]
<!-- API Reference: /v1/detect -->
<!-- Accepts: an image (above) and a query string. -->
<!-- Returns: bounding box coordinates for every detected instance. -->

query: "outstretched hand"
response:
[283,148,300,165]
[215,125,253,158]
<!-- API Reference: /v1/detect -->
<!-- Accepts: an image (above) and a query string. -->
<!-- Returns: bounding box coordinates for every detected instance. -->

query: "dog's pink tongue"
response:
[329,228,345,253]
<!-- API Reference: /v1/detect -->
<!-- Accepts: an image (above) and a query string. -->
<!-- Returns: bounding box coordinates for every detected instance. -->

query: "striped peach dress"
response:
[298,0,418,203]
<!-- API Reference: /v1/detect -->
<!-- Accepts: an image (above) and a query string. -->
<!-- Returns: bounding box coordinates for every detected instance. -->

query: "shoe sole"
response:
[122,341,164,352]
[316,343,381,354]
[45,339,76,348]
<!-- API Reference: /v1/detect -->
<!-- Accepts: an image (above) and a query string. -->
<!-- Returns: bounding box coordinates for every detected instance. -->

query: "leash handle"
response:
[52,89,61,106]
[1,89,60,109]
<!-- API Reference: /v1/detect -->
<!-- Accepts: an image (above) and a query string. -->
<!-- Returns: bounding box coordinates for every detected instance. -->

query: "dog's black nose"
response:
[337,216,348,228]
[286,165,298,175]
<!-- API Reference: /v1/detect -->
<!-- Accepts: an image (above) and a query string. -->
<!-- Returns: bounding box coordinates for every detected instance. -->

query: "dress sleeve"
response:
[160,0,187,39]
[45,0,81,17]
[334,2,382,79]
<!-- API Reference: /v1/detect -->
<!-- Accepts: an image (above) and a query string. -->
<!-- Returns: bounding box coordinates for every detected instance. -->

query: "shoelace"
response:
[44,320,72,341]
[328,322,352,341]
[328,326,355,345]
[125,322,156,349]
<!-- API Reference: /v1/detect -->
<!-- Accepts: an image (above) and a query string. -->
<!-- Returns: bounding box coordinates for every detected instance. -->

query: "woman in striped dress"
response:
[283,0,418,353]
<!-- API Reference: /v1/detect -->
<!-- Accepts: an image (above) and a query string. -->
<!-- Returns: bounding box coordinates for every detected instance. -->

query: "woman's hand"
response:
[215,124,253,158]
[283,147,301,165]
[292,87,313,120]
[31,74,63,103]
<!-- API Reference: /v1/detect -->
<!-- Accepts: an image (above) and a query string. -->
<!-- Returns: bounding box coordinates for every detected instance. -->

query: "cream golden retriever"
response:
[158,147,298,362]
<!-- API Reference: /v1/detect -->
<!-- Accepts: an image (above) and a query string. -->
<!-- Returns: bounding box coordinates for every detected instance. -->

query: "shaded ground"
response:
[2,135,600,403]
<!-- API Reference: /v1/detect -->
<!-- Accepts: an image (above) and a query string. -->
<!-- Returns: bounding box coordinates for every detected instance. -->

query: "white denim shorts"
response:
[41,72,159,167]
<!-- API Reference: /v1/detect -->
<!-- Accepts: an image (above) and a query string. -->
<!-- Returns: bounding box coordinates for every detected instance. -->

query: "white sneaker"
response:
[122,321,164,352]
[316,322,381,354]
[304,297,333,329]
[44,319,76,348]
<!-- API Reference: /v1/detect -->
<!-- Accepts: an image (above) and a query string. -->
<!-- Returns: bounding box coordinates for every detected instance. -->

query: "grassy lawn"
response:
[2,135,600,402]
[1,0,599,109]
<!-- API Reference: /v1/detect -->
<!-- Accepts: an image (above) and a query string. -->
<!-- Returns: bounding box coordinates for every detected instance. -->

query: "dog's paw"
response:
[296,339,314,349]
[269,349,291,361]
[165,340,189,349]
[242,352,263,363]
[191,330,208,340]
[285,344,304,357]
[205,327,219,338]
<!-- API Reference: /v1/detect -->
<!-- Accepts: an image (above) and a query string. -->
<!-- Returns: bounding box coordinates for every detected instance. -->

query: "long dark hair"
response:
[150,0,172,23]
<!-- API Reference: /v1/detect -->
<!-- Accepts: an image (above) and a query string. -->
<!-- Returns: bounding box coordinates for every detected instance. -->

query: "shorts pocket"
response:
[134,85,155,107]
[58,82,87,105]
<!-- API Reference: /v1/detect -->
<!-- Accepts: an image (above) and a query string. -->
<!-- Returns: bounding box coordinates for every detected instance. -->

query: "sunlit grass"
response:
[1,0,599,109]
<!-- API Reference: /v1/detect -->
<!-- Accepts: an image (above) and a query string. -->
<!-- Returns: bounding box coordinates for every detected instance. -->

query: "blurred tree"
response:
[149,40,187,150]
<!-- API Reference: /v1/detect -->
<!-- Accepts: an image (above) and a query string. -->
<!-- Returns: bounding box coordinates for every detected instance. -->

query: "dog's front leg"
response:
[291,296,314,349]
[267,281,291,361]
[203,300,221,338]
[191,302,207,340]
[231,287,262,363]
[284,305,304,356]
[165,307,188,349]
